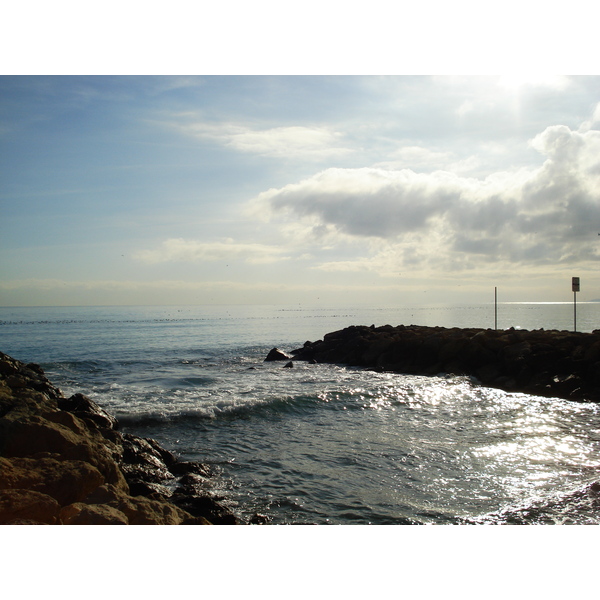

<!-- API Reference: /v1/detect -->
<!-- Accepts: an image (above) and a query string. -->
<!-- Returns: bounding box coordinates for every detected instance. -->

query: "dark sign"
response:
[572,277,580,292]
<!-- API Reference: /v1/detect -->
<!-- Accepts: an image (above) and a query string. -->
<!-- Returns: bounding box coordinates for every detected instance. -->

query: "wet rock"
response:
[265,348,293,361]
[169,460,212,477]
[57,393,118,430]
[249,513,271,524]
[171,492,240,524]
[126,480,173,499]
[177,472,210,490]
[119,433,174,485]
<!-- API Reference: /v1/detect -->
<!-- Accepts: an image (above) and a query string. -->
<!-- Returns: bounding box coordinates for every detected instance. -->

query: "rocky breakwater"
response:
[0,351,241,524]
[289,325,600,402]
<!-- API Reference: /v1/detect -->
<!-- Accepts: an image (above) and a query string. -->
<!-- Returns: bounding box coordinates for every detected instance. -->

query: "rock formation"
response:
[289,325,600,402]
[0,351,240,525]
[264,348,293,361]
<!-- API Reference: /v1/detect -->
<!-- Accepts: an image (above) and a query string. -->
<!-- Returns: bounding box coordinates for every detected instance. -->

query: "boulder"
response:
[60,502,129,525]
[0,414,128,492]
[114,494,193,525]
[57,393,118,430]
[0,488,61,525]
[0,456,105,506]
[265,348,293,361]
[80,482,195,524]
[170,492,240,524]
[169,460,212,477]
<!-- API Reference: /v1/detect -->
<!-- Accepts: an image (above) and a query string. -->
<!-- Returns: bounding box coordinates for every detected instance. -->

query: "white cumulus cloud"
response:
[251,123,600,274]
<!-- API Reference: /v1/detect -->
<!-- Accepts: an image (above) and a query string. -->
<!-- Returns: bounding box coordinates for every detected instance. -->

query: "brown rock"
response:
[83,483,127,505]
[0,489,61,524]
[114,495,193,525]
[60,502,129,525]
[0,456,105,506]
[82,483,194,525]
[1,415,129,492]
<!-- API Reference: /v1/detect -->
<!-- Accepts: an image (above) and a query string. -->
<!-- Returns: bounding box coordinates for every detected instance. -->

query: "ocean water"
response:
[2,302,600,525]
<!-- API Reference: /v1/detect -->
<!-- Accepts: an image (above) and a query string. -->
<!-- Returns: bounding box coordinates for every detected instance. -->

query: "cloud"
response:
[133,238,289,264]
[175,120,352,159]
[373,146,458,171]
[579,102,600,133]
[253,167,508,237]
[251,123,600,274]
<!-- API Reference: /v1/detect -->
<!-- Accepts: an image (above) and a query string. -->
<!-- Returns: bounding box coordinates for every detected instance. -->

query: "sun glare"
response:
[498,74,569,93]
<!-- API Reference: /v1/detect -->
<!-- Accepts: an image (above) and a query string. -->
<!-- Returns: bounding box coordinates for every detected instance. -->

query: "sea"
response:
[2,302,600,525]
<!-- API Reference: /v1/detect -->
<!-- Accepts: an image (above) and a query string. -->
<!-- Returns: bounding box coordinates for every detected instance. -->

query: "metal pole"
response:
[495,287,497,330]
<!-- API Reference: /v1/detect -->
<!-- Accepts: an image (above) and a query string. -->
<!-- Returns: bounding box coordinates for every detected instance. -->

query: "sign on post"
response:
[572,277,580,331]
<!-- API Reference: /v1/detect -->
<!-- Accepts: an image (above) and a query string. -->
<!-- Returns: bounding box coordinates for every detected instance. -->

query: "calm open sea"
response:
[2,303,600,524]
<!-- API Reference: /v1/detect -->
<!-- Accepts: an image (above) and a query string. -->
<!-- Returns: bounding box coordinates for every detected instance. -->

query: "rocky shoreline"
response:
[275,324,600,403]
[0,351,246,525]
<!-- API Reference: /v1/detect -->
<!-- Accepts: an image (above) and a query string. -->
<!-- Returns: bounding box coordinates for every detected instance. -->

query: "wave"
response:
[43,359,104,373]
[115,392,329,427]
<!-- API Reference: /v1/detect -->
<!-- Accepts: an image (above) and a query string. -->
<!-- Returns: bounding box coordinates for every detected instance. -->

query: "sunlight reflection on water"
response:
[4,304,600,524]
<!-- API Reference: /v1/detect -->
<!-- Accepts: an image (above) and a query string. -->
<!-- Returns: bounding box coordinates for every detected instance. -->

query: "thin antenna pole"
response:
[495,286,497,330]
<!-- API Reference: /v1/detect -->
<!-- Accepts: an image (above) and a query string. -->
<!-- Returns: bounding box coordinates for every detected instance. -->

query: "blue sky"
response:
[2,74,600,306]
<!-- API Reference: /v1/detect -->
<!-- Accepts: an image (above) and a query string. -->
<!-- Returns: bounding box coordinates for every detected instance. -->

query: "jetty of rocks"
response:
[286,324,600,403]
[0,351,244,525]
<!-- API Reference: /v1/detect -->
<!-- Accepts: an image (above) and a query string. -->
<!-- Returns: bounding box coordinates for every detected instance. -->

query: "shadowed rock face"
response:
[290,325,600,402]
[264,348,293,361]
[0,351,241,525]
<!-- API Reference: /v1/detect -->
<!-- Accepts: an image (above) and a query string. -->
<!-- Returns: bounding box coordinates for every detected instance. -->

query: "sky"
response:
[1,74,600,307]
